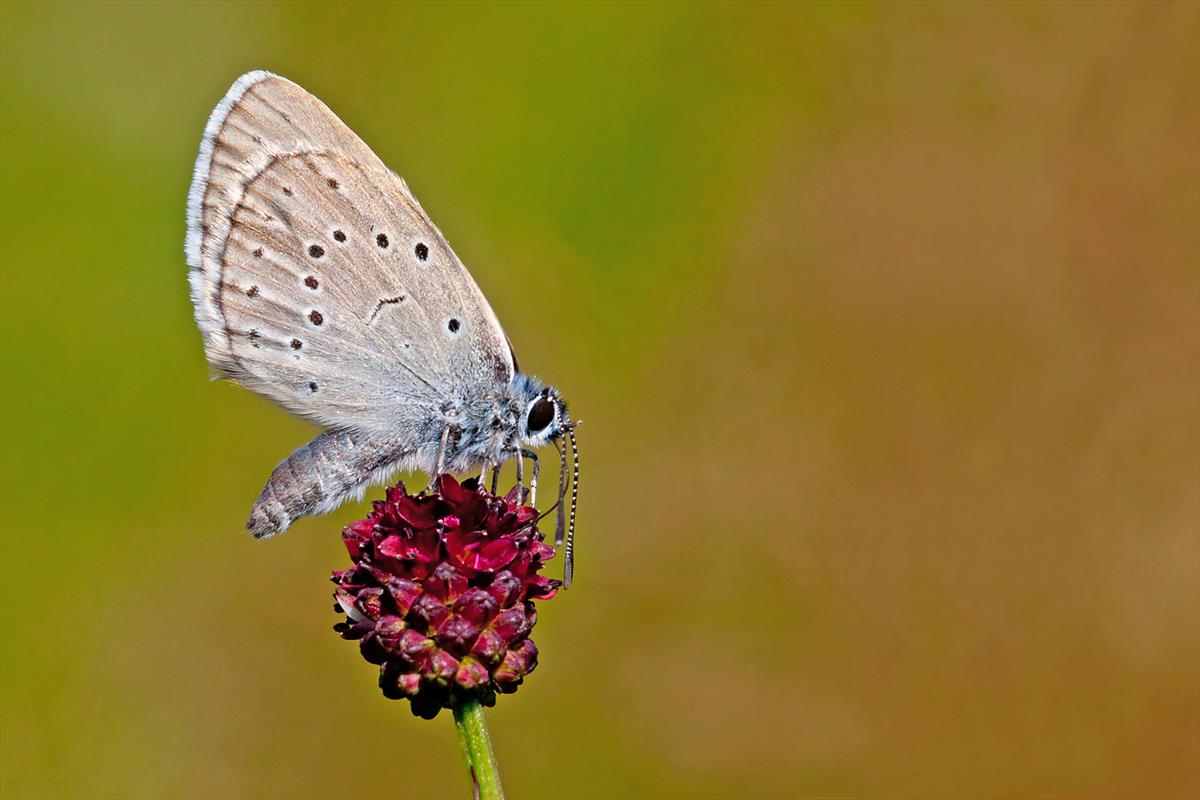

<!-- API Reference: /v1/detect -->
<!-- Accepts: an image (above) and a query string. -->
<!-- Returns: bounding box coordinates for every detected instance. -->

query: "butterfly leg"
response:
[490,467,500,494]
[520,448,540,506]
[514,450,525,502]
[428,424,451,492]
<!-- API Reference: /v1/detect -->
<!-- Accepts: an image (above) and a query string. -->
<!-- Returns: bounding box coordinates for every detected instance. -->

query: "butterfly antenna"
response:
[563,421,580,589]
[555,439,568,547]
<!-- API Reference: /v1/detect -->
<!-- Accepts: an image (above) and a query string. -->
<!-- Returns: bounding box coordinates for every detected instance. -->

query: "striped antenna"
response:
[563,421,581,588]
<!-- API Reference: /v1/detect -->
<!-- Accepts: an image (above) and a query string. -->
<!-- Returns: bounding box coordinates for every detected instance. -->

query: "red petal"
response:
[476,538,519,571]
[377,535,409,559]
[455,657,490,689]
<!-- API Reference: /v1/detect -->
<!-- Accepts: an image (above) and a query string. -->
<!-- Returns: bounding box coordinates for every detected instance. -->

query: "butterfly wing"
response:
[186,71,516,433]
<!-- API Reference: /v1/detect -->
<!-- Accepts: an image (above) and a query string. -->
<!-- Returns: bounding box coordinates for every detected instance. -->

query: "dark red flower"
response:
[333,475,559,718]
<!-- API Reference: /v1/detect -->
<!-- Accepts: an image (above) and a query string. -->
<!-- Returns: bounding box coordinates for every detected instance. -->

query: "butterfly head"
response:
[520,385,569,447]
[511,373,579,587]
[510,372,569,447]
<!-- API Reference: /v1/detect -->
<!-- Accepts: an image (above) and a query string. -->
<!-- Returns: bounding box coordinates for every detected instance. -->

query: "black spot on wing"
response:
[367,296,406,325]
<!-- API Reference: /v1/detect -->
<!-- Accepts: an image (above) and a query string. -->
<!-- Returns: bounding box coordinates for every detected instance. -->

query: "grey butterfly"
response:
[185,71,579,585]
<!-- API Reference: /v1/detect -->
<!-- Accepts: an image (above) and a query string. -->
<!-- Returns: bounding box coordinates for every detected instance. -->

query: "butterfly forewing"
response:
[187,72,515,433]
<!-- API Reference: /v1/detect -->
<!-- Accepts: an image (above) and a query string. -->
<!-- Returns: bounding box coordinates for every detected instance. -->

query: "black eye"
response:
[527,398,555,434]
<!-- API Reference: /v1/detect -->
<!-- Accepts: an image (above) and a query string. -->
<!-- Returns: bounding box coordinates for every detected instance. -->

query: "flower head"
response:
[333,475,559,718]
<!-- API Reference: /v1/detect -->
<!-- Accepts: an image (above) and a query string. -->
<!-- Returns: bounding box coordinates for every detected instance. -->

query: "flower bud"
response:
[332,476,560,717]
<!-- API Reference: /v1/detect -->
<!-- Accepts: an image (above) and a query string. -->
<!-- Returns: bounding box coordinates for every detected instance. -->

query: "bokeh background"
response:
[2,2,1198,798]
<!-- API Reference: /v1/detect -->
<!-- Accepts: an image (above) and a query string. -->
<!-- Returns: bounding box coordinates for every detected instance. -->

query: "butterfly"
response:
[185,71,579,585]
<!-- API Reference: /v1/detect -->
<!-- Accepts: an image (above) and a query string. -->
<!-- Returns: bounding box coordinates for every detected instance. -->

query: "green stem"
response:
[453,699,505,800]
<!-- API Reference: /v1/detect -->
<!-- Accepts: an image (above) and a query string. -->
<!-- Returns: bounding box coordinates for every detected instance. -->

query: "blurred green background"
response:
[2,2,1198,798]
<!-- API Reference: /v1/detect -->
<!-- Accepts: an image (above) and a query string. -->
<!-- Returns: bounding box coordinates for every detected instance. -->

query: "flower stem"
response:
[453,699,505,800]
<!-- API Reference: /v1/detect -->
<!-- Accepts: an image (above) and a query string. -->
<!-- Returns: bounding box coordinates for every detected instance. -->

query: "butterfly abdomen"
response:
[247,427,414,538]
